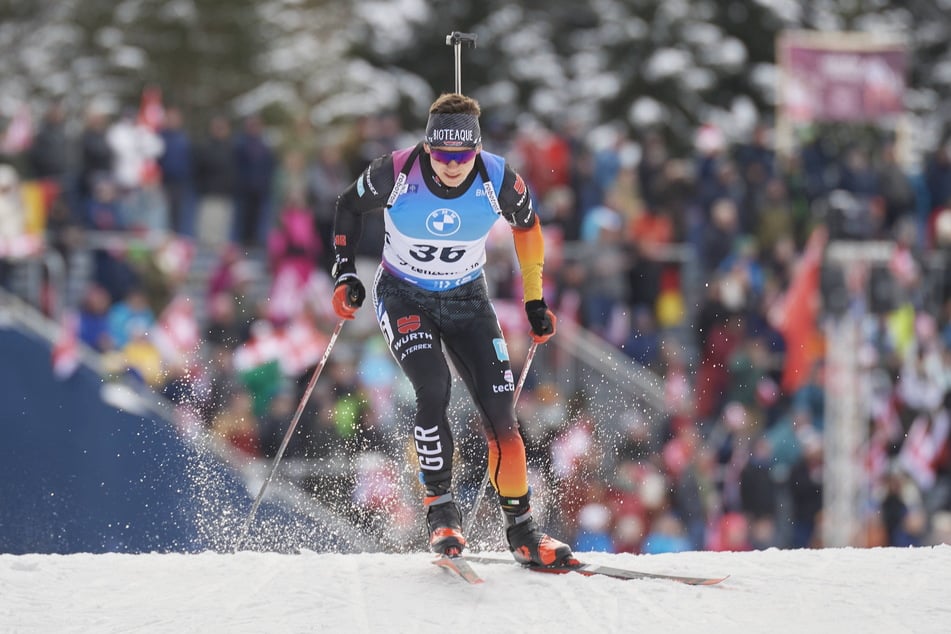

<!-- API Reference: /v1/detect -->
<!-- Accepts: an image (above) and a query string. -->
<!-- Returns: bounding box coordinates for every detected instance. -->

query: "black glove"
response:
[332,259,367,319]
[332,268,365,320]
[525,299,556,344]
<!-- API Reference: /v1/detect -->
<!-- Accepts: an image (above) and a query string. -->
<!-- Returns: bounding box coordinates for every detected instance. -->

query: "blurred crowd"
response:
[3,92,951,554]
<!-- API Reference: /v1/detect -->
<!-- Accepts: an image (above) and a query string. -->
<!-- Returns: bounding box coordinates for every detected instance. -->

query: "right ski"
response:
[463,555,727,586]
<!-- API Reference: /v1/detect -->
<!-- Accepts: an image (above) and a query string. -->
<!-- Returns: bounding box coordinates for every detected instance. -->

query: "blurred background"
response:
[3,0,951,556]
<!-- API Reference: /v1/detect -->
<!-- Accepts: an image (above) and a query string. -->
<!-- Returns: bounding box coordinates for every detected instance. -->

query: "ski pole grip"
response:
[446,31,477,47]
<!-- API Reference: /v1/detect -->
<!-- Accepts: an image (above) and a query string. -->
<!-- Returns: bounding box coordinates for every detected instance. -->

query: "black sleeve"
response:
[332,154,396,277]
[496,164,537,230]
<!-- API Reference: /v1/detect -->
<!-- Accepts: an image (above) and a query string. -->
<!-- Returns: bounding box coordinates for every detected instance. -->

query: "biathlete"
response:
[330,92,573,567]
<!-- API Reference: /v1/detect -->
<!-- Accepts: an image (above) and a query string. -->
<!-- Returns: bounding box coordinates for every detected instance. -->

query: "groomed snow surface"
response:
[3,545,950,633]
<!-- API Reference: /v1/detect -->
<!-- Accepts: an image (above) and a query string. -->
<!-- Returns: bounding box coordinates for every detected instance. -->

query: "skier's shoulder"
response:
[478,149,507,180]
[356,150,402,201]
[479,150,531,219]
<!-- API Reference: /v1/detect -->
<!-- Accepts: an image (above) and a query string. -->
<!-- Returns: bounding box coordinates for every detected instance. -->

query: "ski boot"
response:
[425,483,466,556]
[501,493,574,567]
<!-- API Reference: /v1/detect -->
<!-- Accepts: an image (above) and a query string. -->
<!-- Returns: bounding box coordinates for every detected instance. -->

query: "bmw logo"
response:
[425,209,461,237]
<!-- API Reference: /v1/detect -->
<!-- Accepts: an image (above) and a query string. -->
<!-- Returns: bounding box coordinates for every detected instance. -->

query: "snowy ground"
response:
[2,546,950,633]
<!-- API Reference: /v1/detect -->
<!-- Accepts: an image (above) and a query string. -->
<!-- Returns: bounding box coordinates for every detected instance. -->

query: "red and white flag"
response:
[899,411,951,490]
[138,85,165,131]
[51,311,80,380]
[137,85,165,186]
[154,295,200,365]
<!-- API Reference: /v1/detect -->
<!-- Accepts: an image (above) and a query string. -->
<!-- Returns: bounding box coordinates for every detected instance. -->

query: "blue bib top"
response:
[381,148,506,291]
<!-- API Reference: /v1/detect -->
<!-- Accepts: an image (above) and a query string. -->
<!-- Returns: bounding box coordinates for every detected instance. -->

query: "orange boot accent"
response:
[504,508,573,567]
[430,528,466,550]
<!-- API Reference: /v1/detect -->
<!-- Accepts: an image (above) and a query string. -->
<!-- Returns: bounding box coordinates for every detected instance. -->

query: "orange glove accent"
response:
[531,310,556,344]
[332,277,365,320]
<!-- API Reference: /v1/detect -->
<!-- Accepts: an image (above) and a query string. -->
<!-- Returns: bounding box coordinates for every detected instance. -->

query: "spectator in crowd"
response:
[194,115,236,245]
[84,174,122,231]
[0,163,25,287]
[258,386,303,458]
[274,148,309,210]
[754,177,795,255]
[117,323,163,387]
[307,143,350,268]
[158,106,195,236]
[641,511,692,554]
[106,106,166,231]
[206,244,260,340]
[204,291,242,349]
[573,502,614,552]
[637,130,670,212]
[577,195,628,337]
[0,164,25,242]
[77,283,114,352]
[232,114,276,246]
[734,123,776,187]
[739,437,779,549]
[925,140,951,212]
[880,468,928,547]
[701,197,742,271]
[26,100,68,184]
[708,511,752,552]
[838,145,878,200]
[789,429,823,548]
[76,106,113,207]
[107,287,155,349]
[876,140,916,235]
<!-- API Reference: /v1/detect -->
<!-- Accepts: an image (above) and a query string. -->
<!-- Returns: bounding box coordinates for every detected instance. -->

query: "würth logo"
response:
[397,315,422,334]
[514,174,526,196]
[334,235,347,246]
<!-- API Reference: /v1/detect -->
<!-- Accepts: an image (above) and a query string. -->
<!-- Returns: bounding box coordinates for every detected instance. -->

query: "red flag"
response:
[51,311,80,380]
[769,226,828,393]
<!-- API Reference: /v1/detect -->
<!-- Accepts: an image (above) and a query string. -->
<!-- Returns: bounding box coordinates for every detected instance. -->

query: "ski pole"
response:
[462,341,538,537]
[445,31,477,94]
[234,319,346,552]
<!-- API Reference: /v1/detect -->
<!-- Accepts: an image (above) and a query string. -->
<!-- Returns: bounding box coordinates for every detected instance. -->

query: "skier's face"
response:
[426,144,480,188]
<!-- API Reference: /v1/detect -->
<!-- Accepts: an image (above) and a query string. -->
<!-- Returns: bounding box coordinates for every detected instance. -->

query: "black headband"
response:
[424,113,481,148]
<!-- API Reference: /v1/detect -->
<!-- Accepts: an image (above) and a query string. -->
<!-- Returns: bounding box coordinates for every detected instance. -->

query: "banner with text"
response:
[778,31,907,123]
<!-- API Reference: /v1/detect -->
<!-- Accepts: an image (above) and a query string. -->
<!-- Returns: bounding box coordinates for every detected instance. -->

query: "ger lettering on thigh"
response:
[377,296,456,483]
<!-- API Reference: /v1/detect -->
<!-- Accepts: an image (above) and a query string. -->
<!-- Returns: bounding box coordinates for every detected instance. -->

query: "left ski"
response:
[433,554,484,584]
[463,555,727,586]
